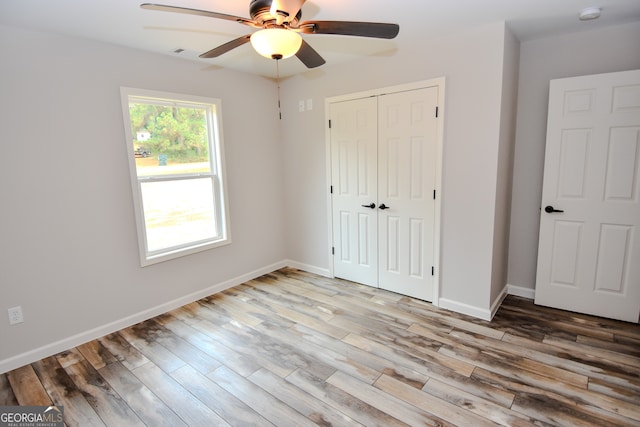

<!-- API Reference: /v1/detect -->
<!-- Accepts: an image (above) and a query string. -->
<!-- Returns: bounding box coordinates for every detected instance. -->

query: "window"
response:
[120,88,230,266]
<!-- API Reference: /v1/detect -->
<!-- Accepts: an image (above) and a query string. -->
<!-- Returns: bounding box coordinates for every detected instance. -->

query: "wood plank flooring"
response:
[1,268,639,426]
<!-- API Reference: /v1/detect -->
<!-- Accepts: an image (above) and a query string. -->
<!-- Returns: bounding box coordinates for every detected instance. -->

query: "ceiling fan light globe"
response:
[250,28,302,59]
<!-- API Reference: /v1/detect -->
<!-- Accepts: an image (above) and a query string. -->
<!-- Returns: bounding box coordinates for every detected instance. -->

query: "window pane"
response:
[129,103,212,177]
[141,178,218,253]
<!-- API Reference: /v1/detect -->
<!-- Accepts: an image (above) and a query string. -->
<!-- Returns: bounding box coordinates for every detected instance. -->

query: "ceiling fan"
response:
[140,0,400,68]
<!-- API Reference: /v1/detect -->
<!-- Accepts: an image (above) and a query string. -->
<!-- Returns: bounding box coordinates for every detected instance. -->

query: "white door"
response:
[330,87,439,302]
[331,97,379,287]
[378,88,438,301]
[535,69,640,323]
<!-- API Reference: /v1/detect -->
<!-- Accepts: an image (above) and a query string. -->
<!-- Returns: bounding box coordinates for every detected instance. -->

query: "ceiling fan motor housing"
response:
[250,0,302,27]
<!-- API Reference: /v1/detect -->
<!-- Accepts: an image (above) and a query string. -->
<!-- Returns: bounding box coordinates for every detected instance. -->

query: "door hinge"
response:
[431,266,434,276]
[332,247,335,255]
[330,185,333,194]
[435,106,439,118]
[328,119,332,128]
[433,189,436,200]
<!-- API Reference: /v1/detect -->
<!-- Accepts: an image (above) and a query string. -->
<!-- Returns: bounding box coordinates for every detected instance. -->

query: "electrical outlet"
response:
[8,306,24,325]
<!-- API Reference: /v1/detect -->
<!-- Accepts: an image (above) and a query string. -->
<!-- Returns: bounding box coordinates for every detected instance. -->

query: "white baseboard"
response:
[507,283,535,299]
[490,285,509,319]
[285,259,331,278]
[438,284,535,323]
[0,260,289,374]
[438,298,493,321]
[438,284,511,322]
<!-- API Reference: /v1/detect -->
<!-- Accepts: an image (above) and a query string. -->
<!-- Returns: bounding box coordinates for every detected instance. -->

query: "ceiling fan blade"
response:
[199,35,252,58]
[295,40,325,68]
[298,21,399,39]
[140,3,256,26]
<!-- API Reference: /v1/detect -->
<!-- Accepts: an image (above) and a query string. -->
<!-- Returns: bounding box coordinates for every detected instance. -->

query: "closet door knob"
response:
[379,203,390,210]
[361,203,376,209]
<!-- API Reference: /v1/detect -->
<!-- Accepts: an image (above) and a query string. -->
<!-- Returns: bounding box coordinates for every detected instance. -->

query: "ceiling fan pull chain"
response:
[276,58,282,120]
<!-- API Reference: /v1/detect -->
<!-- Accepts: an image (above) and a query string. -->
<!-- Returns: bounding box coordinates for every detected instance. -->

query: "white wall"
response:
[507,21,640,294]
[0,24,287,372]
[281,22,512,319]
[490,26,520,308]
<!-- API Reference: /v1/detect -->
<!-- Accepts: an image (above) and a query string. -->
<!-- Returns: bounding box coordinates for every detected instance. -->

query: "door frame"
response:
[324,77,446,305]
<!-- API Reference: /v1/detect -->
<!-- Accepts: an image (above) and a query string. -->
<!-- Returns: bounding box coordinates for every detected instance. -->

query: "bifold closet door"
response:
[330,97,379,287]
[377,87,438,301]
[330,87,438,302]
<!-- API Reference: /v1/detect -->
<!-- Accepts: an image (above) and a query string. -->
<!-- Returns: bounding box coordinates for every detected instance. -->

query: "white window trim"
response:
[120,87,231,266]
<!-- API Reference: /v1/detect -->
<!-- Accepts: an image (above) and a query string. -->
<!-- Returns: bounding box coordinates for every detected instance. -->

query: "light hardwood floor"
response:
[1,268,639,426]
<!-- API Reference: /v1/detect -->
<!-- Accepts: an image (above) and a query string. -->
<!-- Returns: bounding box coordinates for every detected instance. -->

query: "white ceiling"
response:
[2,0,639,78]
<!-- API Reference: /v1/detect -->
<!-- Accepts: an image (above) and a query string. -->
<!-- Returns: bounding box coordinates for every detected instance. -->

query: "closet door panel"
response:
[378,87,438,301]
[330,97,379,287]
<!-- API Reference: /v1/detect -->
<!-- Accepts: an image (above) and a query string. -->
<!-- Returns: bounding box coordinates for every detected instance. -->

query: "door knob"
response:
[379,203,390,210]
[544,205,564,213]
[361,203,376,209]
